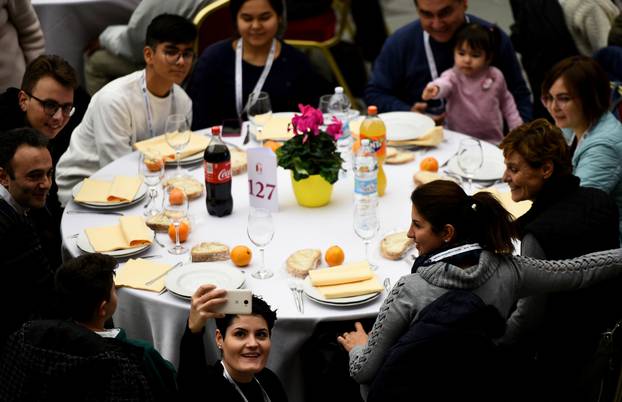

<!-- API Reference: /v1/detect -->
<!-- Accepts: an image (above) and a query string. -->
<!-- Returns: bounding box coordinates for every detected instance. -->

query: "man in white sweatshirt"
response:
[55,14,195,206]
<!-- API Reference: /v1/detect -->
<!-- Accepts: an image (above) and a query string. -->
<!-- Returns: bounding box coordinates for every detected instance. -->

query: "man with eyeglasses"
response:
[365,0,532,124]
[84,0,212,95]
[0,128,58,345]
[56,14,196,206]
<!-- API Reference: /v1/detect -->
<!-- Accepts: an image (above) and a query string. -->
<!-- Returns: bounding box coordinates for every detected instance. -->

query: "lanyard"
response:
[140,70,176,140]
[221,361,271,402]
[235,38,277,119]
[427,243,482,263]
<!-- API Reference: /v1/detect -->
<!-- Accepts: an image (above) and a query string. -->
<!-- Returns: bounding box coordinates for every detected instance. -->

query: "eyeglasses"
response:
[541,93,574,108]
[161,48,195,65]
[25,92,75,117]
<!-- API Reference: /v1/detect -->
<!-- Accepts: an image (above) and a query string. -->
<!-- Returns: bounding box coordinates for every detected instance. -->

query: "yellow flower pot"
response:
[291,174,333,207]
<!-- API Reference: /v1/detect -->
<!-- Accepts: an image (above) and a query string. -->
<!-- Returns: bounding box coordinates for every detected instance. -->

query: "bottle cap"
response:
[367,105,378,116]
[211,126,221,135]
[335,86,344,94]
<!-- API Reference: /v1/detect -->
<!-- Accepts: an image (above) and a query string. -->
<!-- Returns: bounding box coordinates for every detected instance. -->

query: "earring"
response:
[444,239,449,243]
[217,344,222,349]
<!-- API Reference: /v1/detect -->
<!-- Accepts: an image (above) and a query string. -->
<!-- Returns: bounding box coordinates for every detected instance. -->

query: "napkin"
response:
[85,216,153,252]
[115,258,173,292]
[254,115,294,141]
[134,132,210,161]
[315,275,384,299]
[350,120,443,147]
[477,188,532,219]
[308,261,373,287]
[74,176,143,203]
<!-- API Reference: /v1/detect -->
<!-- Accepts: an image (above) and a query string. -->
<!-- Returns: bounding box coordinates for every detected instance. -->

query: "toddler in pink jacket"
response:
[422,23,522,143]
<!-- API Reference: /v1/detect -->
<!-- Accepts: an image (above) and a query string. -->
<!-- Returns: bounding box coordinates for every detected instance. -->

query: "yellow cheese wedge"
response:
[85,216,152,252]
[107,176,143,202]
[115,258,173,292]
[316,276,384,299]
[74,179,112,203]
[308,261,372,286]
[134,132,210,161]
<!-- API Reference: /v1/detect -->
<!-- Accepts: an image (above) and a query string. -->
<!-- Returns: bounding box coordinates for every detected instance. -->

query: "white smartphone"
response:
[213,289,252,315]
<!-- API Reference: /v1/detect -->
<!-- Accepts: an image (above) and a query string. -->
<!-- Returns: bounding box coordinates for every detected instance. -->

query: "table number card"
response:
[247,148,278,212]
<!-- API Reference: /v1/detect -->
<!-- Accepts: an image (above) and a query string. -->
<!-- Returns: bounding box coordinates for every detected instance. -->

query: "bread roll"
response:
[162,176,203,199]
[286,249,321,278]
[191,242,230,262]
[380,231,415,260]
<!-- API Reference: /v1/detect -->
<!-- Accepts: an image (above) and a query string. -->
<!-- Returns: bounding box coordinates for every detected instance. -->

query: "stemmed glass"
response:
[247,92,272,137]
[139,151,165,217]
[457,138,484,194]
[247,207,275,279]
[163,186,189,255]
[353,201,380,270]
[165,114,191,177]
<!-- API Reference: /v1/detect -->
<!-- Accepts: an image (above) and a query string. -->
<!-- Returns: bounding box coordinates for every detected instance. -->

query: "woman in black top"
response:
[178,285,287,401]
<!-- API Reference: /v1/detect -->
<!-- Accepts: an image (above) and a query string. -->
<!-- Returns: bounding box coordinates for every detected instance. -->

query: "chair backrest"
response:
[284,0,351,47]
[194,0,234,57]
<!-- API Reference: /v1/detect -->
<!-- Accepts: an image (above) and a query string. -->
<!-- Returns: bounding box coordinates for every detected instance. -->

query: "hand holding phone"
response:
[212,289,252,314]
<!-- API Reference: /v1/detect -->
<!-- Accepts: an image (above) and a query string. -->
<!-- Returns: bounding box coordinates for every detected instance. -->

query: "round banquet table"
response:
[60,128,506,400]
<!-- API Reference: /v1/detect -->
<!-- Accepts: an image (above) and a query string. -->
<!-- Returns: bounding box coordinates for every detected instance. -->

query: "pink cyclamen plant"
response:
[290,104,343,143]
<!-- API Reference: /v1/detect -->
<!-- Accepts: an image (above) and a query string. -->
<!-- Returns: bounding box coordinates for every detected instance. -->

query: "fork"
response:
[288,281,301,313]
[295,281,304,314]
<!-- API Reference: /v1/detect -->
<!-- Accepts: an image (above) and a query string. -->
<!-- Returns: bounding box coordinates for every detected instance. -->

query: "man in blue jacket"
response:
[366,0,532,123]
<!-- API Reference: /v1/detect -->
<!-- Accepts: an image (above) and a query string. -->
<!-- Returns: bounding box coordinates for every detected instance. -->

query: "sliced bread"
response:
[162,176,203,200]
[286,249,321,278]
[380,231,415,260]
[191,242,230,262]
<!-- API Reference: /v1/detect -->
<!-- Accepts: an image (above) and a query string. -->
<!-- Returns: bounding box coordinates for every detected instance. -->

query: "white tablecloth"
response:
[60,129,505,400]
[33,0,140,84]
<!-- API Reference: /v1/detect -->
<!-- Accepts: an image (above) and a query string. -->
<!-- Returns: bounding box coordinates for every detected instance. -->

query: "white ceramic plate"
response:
[446,157,506,181]
[165,152,204,166]
[75,231,153,257]
[302,276,381,306]
[72,180,148,209]
[349,112,435,142]
[165,263,245,298]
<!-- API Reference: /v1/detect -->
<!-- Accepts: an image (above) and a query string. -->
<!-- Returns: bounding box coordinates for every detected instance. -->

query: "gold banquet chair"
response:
[193,0,234,57]
[284,0,355,106]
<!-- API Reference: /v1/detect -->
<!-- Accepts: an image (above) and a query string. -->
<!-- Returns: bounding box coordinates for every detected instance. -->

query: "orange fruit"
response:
[145,158,164,172]
[168,221,190,243]
[325,245,345,267]
[230,245,252,267]
[263,140,283,153]
[168,187,185,205]
[419,156,439,172]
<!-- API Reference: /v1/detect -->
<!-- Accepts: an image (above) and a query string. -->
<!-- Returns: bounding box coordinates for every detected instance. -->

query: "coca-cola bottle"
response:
[204,126,233,216]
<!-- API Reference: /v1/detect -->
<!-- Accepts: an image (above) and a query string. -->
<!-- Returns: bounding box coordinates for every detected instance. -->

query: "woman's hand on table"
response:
[188,284,227,333]
[337,322,368,352]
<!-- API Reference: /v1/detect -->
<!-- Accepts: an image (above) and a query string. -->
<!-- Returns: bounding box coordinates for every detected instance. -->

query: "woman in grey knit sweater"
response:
[337,180,622,385]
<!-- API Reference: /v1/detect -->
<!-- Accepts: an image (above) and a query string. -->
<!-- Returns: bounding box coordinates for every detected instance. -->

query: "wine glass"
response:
[163,186,189,255]
[165,114,191,177]
[247,207,275,279]
[138,151,165,217]
[247,92,272,137]
[353,201,380,270]
[456,138,484,194]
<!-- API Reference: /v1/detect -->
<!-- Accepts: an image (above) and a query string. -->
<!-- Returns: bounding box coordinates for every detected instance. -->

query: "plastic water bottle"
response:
[354,139,378,205]
[328,87,353,177]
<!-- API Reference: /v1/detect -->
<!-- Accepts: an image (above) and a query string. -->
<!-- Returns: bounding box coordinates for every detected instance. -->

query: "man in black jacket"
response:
[0,128,56,345]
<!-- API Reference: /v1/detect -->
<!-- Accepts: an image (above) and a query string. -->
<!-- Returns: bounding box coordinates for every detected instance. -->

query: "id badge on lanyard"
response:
[235,38,276,120]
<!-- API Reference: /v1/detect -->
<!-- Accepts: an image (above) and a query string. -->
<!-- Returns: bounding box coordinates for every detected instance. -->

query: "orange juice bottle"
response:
[359,105,387,196]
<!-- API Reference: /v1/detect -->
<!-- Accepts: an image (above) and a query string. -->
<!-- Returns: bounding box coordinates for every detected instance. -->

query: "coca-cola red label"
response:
[204,161,232,184]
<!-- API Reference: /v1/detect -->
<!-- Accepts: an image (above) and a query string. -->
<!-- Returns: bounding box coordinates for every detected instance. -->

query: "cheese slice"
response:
[316,276,384,299]
[107,176,143,202]
[74,179,111,203]
[134,132,210,161]
[115,258,173,292]
[308,261,372,287]
[255,115,294,141]
[85,216,153,252]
